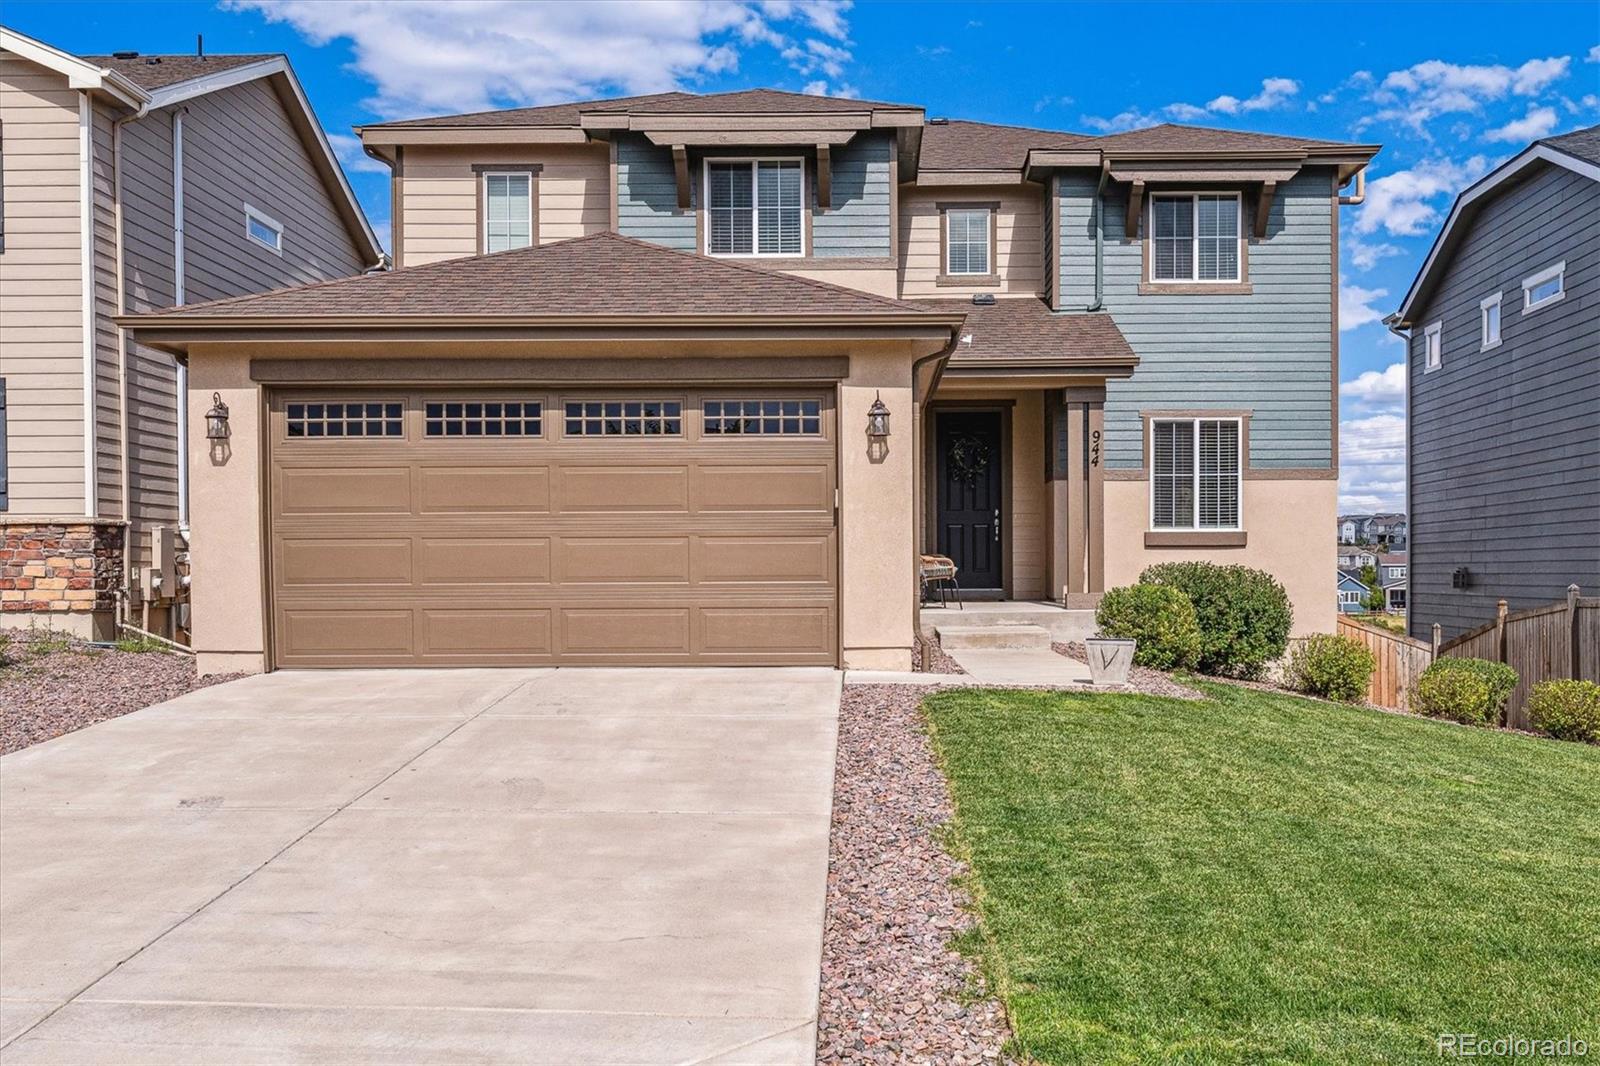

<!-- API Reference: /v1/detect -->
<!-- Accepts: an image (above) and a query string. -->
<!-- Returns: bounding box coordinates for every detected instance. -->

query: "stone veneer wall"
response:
[0,522,123,637]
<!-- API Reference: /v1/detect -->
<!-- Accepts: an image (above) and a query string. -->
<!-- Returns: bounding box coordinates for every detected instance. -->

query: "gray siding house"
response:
[0,27,381,639]
[1390,125,1600,640]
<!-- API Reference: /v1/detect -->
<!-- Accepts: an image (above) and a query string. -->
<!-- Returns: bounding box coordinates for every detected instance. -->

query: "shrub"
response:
[0,631,10,668]
[1095,583,1202,670]
[1527,680,1600,744]
[1284,633,1375,703]
[1140,562,1292,679]
[1412,658,1519,725]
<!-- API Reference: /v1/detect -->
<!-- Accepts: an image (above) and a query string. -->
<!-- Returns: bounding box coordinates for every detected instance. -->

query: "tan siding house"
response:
[0,27,380,639]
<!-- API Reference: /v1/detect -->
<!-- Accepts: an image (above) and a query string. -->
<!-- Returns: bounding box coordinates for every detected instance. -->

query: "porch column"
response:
[1048,387,1107,607]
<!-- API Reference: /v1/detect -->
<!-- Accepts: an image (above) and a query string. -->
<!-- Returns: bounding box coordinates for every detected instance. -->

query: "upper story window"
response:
[1150,193,1240,282]
[1423,321,1442,372]
[1479,292,1502,350]
[944,206,992,276]
[483,172,533,253]
[705,159,803,257]
[1150,417,1241,531]
[1522,261,1564,313]
[244,204,283,254]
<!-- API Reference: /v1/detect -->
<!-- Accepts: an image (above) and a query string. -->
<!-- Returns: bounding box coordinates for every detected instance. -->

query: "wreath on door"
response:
[947,434,991,486]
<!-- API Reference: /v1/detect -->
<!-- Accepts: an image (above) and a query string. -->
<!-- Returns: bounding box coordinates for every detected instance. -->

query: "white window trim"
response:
[1147,416,1244,533]
[1521,260,1565,314]
[1147,191,1243,284]
[480,170,534,254]
[242,203,283,255]
[1422,320,1443,373]
[702,157,807,259]
[1478,291,1502,350]
[944,205,992,276]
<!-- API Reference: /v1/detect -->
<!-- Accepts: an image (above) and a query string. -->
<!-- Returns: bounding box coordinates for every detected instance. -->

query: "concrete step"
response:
[935,623,1052,650]
[922,606,1096,643]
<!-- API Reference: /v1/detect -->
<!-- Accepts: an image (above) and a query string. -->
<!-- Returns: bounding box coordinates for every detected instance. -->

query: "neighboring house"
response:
[1338,547,1378,571]
[122,89,1376,675]
[1338,515,1363,543]
[1383,578,1407,613]
[1378,551,1407,585]
[0,27,381,639]
[1389,124,1600,641]
[1368,513,1407,548]
[1337,570,1370,614]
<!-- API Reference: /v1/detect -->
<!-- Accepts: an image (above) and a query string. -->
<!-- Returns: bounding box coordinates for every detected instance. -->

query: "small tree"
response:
[1358,565,1385,612]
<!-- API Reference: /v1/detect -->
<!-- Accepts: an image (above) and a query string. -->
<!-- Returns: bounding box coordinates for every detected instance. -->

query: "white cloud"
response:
[1340,361,1406,409]
[1589,45,1600,63]
[1164,101,1211,121]
[325,131,389,174]
[1339,412,1407,512]
[1078,108,1159,133]
[1484,104,1559,142]
[1340,283,1391,331]
[227,0,854,118]
[802,79,857,97]
[1345,239,1402,271]
[1366,55,1573,132]
[1163,76,1299,122]
[1353,155,1490,237]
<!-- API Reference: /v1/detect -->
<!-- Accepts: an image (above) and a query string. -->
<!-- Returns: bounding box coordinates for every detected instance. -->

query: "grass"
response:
[924,681,1600,1065]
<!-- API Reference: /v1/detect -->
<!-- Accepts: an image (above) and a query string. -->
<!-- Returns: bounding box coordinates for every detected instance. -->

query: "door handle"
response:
[994,508,1001,542]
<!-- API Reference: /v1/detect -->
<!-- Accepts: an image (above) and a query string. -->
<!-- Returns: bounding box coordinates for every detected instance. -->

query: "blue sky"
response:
[8,0,1599,512]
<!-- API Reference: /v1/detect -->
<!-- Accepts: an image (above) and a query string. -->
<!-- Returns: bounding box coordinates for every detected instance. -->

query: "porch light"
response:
[866,392,891,439]
[204,393,231,440]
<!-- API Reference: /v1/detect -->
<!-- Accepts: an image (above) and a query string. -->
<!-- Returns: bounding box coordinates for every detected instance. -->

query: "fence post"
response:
[1495,600,1508,663]
[1569,584,1581,681]
[1431,623,1441,660]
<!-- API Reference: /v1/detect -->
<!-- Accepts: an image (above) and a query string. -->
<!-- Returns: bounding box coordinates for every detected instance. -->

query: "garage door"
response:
[267,389,837,667]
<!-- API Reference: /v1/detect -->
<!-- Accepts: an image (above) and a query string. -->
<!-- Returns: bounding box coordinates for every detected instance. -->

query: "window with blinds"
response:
[1151,418,1240,529]
[945,207,991,275]
[483,173,532,253]
[1151,193,1240,282]
[707,160,802,256]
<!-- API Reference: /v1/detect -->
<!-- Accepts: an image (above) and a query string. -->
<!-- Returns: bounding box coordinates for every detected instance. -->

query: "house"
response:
[1382,578,1407,613]
[1378,551,1406,585]
[1388,124,1599,641]
[1367,513,1407,548]
[1337,570,1370,613]
[1338,515,1363,543]
[1337,546,1378,571]
[0,27,381,640]
[120,89,1377,675]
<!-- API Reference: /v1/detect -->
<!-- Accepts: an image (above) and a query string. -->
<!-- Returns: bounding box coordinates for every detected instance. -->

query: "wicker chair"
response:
[919,554,962,609]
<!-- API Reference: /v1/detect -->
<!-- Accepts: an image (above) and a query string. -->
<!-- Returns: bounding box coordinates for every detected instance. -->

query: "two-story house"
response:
[1388,124,1598,640]
[0,27,380,640]
[122,89,1376,675]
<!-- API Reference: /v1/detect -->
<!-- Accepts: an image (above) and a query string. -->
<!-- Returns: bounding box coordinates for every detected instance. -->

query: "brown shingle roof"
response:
[367,88,919,129]
[83,53,278,91]
[920,119,1085,171]
[1081,122,1361,154]
[915,298,1136,364]
[135,232,938,319]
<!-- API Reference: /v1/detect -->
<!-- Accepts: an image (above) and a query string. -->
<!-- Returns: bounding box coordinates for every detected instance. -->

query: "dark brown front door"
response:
[935,410,1003,590]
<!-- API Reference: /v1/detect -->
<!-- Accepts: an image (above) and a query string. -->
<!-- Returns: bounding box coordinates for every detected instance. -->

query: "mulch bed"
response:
[0,630,244,755]
[818,683,1008,1064]
[1051,641,1206,700]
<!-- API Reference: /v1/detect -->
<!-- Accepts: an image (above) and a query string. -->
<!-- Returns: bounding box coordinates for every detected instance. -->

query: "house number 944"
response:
[1089,430,1101,467]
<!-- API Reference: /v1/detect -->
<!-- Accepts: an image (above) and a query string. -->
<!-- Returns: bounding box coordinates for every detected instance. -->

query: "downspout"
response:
[908,324,965,655]
[1087,158,1111,312]
[1338,167,1367,206]
[112,103,147,638]
[78,93,97,519]
[173,109,188,531]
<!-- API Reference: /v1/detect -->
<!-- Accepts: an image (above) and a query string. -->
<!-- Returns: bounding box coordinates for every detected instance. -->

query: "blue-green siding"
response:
[614,132,893,257]
[1057,168,1336,470]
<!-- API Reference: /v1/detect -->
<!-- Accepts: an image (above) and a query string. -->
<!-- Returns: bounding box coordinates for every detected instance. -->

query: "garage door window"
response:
[425,400,542,437]
[286,401,403,438]
[704,399,821,435]
[565,400,682,436]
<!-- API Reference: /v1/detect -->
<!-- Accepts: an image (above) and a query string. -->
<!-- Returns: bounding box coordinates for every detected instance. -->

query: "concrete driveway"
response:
[0,667,841,1064]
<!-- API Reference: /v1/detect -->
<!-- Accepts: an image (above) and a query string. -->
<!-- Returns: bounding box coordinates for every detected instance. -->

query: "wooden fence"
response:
[1336,617,1432,712]
[1337,585,1599,727]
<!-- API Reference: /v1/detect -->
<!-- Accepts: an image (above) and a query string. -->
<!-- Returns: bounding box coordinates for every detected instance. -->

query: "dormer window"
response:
[705,159,803,257]
[1150,192,1241,282]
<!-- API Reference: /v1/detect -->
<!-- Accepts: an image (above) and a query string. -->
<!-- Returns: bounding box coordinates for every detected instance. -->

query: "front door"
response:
[935,410,1003,590]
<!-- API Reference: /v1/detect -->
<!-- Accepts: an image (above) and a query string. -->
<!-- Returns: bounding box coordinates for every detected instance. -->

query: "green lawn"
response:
[925,682,1600,1065]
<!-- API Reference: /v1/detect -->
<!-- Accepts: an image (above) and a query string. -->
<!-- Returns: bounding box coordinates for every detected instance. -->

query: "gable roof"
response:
[365,88,920,130]
[1392,124,1600,326]
[920,119,1085,171]
[914,297,1136,370]
[126,232,950,322]
[83,52,276,91]
[1079,122,1359,155]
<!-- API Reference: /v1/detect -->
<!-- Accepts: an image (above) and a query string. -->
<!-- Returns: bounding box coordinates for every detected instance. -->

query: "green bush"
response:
[1284,633,1375,703]
[0,631,10,668]
[1140,562,1293,679]
[1527,680,1600,744]
[1412,658,1519,725]
[1095,583,1202,670]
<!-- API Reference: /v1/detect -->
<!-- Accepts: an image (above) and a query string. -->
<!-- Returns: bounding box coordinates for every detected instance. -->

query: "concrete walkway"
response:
[0,667,841,1065]
[941,647,1095,686]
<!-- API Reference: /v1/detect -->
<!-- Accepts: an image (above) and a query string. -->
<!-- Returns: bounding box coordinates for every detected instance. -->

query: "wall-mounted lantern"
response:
[866,392,891,439]
[204,393,231,440]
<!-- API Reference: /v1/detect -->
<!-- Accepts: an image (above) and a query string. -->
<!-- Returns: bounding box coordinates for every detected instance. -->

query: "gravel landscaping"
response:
[1051,641,1205,700]
[912,635,966,675]
[818,683,1008,1064]
[0,629,244,755]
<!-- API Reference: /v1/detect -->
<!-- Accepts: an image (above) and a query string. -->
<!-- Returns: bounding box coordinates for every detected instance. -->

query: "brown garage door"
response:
[267,389,837,667]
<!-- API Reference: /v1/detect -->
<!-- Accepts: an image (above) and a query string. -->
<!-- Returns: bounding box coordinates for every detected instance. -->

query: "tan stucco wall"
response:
[1104,475,1337,637]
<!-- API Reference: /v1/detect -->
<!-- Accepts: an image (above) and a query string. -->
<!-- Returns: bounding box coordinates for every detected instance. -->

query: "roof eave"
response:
[0,27,151,109]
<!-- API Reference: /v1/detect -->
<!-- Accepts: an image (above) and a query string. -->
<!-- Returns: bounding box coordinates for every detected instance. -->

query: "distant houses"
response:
[1337,512,1407,548]
[1336,549,1407,616]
